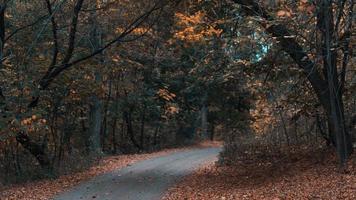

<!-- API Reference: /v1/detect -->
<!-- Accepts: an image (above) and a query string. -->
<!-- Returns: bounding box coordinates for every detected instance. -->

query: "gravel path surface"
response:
[53,147,221,200]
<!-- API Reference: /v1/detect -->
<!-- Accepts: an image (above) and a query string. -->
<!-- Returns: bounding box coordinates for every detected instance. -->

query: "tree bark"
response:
[140,105,146,150]
[123,110,142,151]
[320,0,352,165]
[0,1,6,102]
[201,92,208,139]
[101,79,112,152]
[0,2,5,67]
[201,105,208,139]
[278,109,290,145]
[88,95,103,155]
[16,132,51,170]
[210,122,215,141]
[87,0,103,155]
[111,117,117,153]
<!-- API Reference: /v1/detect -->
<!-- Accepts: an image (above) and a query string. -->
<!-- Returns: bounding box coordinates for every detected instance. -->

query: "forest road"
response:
[53,147,221,200]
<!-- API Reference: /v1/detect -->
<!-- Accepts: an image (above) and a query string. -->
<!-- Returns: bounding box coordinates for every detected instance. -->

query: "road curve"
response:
[53,147,221,200]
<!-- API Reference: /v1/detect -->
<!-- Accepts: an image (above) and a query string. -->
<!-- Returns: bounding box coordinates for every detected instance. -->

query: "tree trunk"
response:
[88,95,103,155]
[326,99,352,165]
[86,0,103,155]
[350,114,356,133]
[140,105,146,150]
[316,113,331,145]
[321,0,352,165]
[111,117,117,153]
[0,2,6,103]
[201,104,208,139]
[278,110,290,145]
[16,132,51,170]
[153,123,160,147]
[210,122,215,141]
[0,1,6,69]
[123,110,142,151]
[0,2,5,67]
[101,79,112,152]
[111,80,120,153]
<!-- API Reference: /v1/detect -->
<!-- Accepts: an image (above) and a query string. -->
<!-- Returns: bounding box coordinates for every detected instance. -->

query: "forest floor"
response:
[163,145,356,200]
[0,141,221,200]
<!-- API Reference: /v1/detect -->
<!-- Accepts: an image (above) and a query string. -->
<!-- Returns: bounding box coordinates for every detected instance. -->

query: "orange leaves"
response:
[175,11,205,26]
[156,88,179,117]
[20,115,47,133]
[20,118,31,126]
[165,106,179,115]
[115,27,152,35]
[157,88,176,102]
[174,11,222,43]
[298,0,315,14]
[277,10,292,18]
[20,115,40,126]
[31,115,37,121]
[276,0,315,18]
[112,57,120,63]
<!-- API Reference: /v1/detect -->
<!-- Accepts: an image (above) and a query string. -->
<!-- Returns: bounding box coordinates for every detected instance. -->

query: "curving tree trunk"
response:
[233,0,354,165]
[16,132,51,170]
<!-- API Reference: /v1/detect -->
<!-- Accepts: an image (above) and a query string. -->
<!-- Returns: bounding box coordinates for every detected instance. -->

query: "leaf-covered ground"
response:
[164,146,356,200]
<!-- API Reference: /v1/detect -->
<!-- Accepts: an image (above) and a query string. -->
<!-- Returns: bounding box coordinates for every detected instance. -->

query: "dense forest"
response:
[0,0,355,199]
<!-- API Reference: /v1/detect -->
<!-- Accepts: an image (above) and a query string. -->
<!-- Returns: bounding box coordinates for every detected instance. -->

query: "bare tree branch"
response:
[5,14,48,42]
[38,1,165,90]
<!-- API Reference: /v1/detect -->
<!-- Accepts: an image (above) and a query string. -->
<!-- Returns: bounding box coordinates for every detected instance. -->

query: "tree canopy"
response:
[0,0,355,184]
